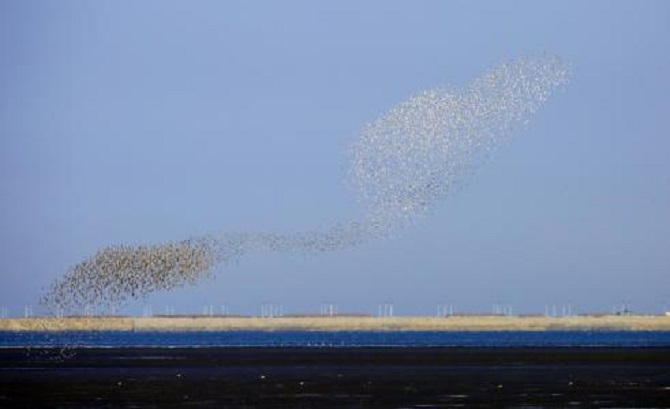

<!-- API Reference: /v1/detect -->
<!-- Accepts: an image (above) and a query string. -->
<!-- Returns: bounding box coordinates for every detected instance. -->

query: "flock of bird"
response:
[40,238,218,313]
[41,55,570,315]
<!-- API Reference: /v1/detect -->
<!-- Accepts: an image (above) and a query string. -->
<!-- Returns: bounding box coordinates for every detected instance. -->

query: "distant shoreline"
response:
[1,315,669,332]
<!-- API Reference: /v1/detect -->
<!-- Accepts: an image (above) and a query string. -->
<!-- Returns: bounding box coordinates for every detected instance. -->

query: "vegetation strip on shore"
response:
[1,315,670,332]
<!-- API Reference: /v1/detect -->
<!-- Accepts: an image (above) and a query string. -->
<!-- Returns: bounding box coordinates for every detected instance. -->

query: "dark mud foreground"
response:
[1,347,669,408]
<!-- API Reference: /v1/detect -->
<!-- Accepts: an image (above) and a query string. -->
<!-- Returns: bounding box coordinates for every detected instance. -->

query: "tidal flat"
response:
[1,346,669,408]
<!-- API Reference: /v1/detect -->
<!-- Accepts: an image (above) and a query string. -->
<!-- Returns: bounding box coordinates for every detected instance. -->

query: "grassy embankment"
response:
[1,315,670,332]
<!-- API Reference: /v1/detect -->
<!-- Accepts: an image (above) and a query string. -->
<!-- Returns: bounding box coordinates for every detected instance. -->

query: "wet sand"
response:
[1,347,669,408]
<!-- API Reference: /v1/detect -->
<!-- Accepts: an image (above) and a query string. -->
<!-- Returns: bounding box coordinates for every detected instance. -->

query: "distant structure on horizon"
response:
[320,304,338,316]
[378,303,394,317]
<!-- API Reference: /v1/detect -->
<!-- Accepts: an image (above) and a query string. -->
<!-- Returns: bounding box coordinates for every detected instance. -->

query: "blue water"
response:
[1,330,670,348]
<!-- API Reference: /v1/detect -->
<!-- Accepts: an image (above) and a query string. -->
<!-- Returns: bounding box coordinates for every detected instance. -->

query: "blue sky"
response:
[2,1,669,316]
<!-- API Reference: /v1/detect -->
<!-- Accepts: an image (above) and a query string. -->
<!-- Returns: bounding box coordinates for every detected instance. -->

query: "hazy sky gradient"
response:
[2,1,669,316]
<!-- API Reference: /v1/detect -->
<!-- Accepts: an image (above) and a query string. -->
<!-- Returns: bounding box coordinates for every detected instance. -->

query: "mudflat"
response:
[1,347,669,407]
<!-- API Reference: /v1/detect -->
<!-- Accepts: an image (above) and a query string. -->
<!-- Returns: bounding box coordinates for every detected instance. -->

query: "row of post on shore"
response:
[0,303,650,319]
